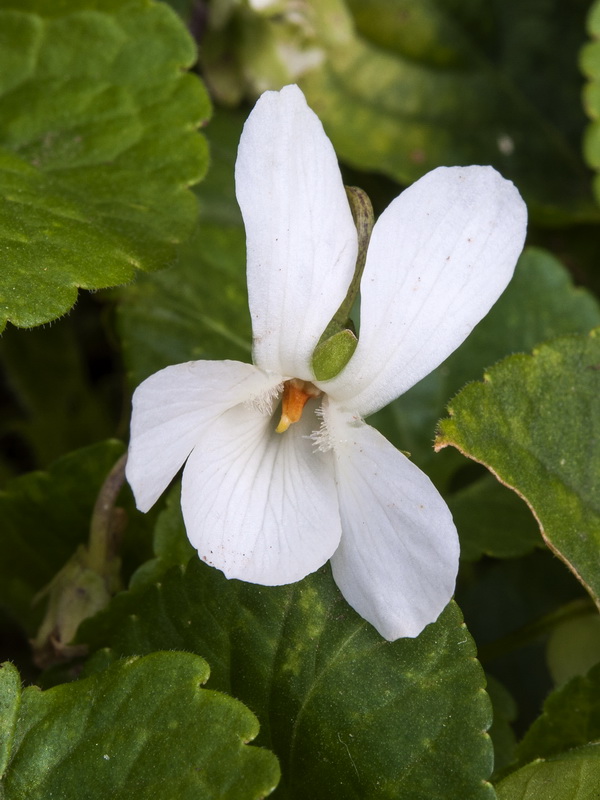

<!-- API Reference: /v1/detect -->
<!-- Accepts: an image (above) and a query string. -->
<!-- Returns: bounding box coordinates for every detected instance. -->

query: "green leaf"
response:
[0,663,20,777]
[0,440,150,632]
[207,0,596,221]
[160,0,196,22]
[459,552,588,735]
[486,674,517,776]
[0,0,210,331]
[118,110,250,387]
[0,652,279,799]
[581,0,600,204]
[514,660,600,769]
[82,559,494,799]
[373,247,600,482]
[448,474,542,562]
[546,611,600,685]
[496,744,600,800]
[436,329,600,608]
[128,483,194,590]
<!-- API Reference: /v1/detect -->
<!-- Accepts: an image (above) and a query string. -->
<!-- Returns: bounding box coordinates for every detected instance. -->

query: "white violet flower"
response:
[126,84,527,641]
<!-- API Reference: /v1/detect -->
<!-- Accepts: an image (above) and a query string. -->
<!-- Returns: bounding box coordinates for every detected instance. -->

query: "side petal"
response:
[235,84,358,379]
[324,401,459,640]
[126,361,281,512]
[181,400,342,585]
[323,166,527,416]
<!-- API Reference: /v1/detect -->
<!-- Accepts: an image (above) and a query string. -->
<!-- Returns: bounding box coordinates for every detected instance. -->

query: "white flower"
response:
[126,85,527,640]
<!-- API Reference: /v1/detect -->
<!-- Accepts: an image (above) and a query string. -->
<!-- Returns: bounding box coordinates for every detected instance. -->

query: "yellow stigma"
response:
[275,379,321,433]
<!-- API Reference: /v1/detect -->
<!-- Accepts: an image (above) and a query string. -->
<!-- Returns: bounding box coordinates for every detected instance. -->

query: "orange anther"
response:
[275,379,321,433]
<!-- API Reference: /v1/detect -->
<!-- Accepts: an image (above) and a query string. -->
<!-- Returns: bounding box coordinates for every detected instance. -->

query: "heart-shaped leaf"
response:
[82,552,495,800]
[0,0,210,331]
[436,329,600,608]
[0,655,279,799]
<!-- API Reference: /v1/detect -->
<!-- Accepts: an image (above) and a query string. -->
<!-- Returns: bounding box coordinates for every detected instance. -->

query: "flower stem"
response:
[311,186,374,381]
[317,186,374,343]
[333,186,374,326]
[31,453,128,667]
[87,452,128,574]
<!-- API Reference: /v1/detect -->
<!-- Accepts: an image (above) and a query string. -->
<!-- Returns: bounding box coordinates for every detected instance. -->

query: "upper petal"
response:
[322,166,527,416]
[126,360,281,513]
[181,399,342,585]
[235,84,358,379]
[323,401,459,640]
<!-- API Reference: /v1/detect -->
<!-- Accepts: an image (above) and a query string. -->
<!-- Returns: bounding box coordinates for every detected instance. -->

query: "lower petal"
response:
[324,402,459,640]
[181,400,342,585]
[126,360,281,512]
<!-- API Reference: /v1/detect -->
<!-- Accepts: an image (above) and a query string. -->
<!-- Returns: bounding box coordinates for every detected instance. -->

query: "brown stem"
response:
[87,452,128,573]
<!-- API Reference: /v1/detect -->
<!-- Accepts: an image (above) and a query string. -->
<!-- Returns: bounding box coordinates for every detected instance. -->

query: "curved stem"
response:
[317,185,374,344]
[87,453,128,573]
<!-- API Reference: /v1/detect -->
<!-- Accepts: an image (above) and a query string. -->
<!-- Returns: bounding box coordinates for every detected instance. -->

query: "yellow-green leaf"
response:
[436,329,600,608]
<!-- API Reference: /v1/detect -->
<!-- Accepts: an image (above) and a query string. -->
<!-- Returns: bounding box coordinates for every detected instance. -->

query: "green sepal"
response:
[30,543,120,669]
[312,327,358,380]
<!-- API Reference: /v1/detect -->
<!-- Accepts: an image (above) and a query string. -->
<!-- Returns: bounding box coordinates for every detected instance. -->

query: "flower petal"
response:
[235,84,358,379]
[126,360,281,513]
[324,401,459,640]
[323,166,527,416]
[181,399,342,585]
